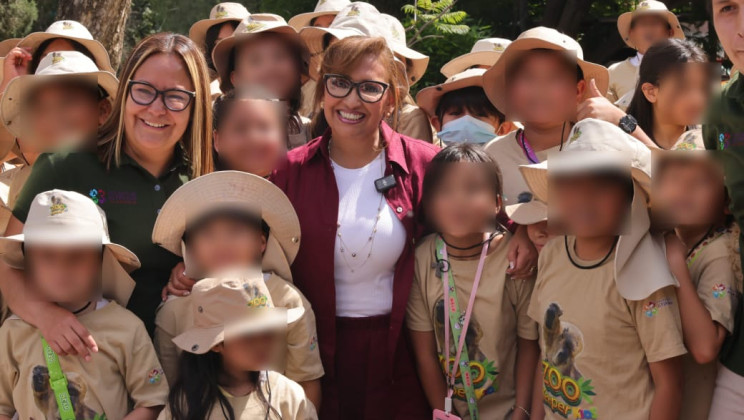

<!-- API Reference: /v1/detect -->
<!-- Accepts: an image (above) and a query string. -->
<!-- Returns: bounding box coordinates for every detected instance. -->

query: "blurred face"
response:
[527,221,555,253]
[312,14,335,28]
[714,0,744,70]
[214,99,286,177]
[429,162,501,238]
[507,52,585,126]
[323,54,393,143]
[124,53,194,160]
[27,246,101,305]
[655,159,726,226]
[231,35,300,99]
[187,216,266,277]
[216,22,235,43]
[643,63,710,128]
[21,82,109,153]
[628,15,674,54]
[215,332,279,371]
[552,174,630,238]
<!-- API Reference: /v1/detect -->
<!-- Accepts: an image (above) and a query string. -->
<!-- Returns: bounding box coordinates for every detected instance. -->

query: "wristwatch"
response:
[618,114,638,134]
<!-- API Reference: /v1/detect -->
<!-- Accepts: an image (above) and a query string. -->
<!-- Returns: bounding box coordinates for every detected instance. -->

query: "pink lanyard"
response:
[442,238,490,398]
[517,129,540,164]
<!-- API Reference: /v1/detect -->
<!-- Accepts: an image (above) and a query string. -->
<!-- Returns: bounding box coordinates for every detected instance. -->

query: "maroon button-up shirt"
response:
[271,122,439,378]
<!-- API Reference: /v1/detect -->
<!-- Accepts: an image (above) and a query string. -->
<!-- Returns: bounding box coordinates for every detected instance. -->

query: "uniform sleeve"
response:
[628,287,687,363]
[283,289,324,383]
[124,320,169,409]
[406,248,434,332]
[508,276,538,340]
[12,153,63,222]
[696,256,738,334]
[0,326,17,417]
[396,105,434,143]
[280,374,319,420]
[153,323,180,386]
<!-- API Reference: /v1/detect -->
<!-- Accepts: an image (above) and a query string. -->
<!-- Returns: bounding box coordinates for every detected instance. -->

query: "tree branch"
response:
[407,0,460,47]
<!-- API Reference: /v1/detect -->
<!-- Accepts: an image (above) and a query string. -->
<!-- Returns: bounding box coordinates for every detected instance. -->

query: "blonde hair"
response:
[311,36,402,138]
[98,33,213,177]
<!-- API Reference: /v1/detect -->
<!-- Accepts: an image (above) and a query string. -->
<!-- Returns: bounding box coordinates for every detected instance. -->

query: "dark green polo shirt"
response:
[703,71,744,376]
[13,151,190,334]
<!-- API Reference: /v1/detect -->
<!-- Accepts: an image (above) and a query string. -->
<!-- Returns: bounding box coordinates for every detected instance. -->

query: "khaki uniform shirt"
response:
[607,58,639,104]
[407,233,537,419]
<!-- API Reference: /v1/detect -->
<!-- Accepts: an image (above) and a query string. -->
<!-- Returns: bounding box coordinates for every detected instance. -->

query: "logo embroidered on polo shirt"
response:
[643,298,673,318]
[89,188,137,205]
[147,368,164,384]
[713,284,728,299]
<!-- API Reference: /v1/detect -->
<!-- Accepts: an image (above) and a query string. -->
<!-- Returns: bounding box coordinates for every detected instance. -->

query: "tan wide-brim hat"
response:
[483,26,609,120]
[380,14,429,85]
[0,190,139,305]
[189,2,250,50]
[288,0,351,30]
[0,39,21,162]
[1,50,118,140]
[18,20,114,73]
[617,0,685,49]
[416,68,486,119]
[212,16,309,93]
[152,171,301,281]
[441,38,511,78]
[505,198,547,226]
[519,118,678,300]
[173,272,304,354]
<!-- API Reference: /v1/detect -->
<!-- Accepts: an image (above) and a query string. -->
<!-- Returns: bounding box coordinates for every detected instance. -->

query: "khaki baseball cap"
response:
[189,2,250,50]
[617,1,684,49]
[18,20,114,73]
[172,271,304,354]
[441,38,511,78]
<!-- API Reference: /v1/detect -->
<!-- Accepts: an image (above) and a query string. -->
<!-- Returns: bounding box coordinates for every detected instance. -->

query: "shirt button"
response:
[396,206,403,213]
[154,184,161,191]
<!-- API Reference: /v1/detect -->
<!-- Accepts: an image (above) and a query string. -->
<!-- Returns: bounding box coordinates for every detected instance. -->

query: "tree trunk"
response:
[57,0,133,72]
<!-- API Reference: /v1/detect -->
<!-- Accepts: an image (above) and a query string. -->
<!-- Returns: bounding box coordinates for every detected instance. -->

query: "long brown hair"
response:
[311,36,403,138]
[98,33,213,178]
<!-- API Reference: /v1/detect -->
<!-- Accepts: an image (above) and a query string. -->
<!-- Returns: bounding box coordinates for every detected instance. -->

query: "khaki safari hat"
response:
[152,171,301,282]
[173,271,304,354]
[519,118,677,300]
[0,38,21,162]
[288,0,352,30]
[0,190,139,305]
[212,16,309,92]
[1,50,119,140]
[18,20,114,73]
[380,14,429,85]
[441,38,511,78]
[483,26,609,120]
[617,1,685,49]
[505,192,547,226]
[416,68,486,119]
[189,2,250,50]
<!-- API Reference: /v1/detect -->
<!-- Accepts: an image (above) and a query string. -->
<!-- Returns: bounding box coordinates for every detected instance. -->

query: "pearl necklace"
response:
[329,139,386,273]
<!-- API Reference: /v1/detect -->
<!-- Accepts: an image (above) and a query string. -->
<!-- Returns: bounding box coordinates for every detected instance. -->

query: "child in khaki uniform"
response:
[152,171,323,409]
[159,272,317,420]
[522,119,686,419]
[407,144,539,420]
[0,190,167,419]
[653,130,739,420]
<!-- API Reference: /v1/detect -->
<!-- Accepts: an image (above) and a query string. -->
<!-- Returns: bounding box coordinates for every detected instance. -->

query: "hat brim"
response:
[441,51,503,78]
[17,33,114,73]
[505,200,548,225]
[391,47,429,86]
[288,11,340,30]
[483,39,609,120]
[0,39,20,57]
[173,307,304,354]
[617,9,685,49]
[300,26,363,80]
[189,17,246,51]
[1,72,118,139]
[416,73,483,118]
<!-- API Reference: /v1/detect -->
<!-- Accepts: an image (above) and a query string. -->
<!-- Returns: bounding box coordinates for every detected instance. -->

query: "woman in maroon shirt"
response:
[272,36,437,419]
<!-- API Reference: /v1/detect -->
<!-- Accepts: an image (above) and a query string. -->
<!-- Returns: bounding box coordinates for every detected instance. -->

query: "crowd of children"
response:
[0,0,741,418]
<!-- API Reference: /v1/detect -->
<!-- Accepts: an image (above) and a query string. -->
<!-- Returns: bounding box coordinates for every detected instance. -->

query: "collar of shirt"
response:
[630,52,644,67]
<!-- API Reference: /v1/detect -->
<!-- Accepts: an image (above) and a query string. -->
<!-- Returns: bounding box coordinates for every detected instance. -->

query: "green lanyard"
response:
[41,337,77,420]
[436,236,489,420]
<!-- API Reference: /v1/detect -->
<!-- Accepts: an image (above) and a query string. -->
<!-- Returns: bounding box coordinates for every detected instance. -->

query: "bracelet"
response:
[513,405,530,418]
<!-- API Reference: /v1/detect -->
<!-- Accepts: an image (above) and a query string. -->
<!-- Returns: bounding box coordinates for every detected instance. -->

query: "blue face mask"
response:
[436,115,498,145]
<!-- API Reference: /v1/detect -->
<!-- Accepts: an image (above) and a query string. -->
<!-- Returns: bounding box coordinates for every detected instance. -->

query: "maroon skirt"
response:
[319,315,431,420]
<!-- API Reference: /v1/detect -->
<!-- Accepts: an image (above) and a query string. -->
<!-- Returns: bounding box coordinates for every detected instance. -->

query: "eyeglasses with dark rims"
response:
[323,74,390,104]
[127,80,196,112]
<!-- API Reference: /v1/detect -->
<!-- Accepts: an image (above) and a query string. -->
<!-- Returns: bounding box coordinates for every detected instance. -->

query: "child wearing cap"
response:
[212,87,288,176]
[0,190,167,420]
[524,119,686,419]
[212,16,311,149]
[506,194,554,254]
[607,0,685,106]
[152,171,323,409]
[160,272,317,420]
[653,130,739,420]
[407,144,539,420]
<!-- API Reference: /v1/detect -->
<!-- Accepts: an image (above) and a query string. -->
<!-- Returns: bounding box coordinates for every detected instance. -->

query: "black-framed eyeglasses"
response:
[323,74,389,104]
[127,80,196,112]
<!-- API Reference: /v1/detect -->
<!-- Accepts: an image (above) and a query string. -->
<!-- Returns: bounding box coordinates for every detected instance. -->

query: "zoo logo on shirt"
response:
[643,298,673,318]
[89,188,137,205]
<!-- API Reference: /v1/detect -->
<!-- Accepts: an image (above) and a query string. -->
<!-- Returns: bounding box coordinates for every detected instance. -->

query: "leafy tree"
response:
[402,0,468,47]
[0,0,38,39]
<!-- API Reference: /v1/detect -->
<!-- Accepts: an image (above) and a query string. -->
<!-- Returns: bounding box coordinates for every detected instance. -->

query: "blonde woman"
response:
[0,33,212,358]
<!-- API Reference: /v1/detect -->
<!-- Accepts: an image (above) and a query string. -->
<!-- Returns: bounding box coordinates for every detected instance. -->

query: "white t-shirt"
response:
[332,152,406,317]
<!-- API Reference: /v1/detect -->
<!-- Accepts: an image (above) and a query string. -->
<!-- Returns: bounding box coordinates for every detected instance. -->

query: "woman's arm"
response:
[298,380,321,412]
[648,357,683,420]
[513,338,539,420]
[410,330,447,411]
[507,225,539,280]
[0,216,97,359]
[123,406,162,420]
